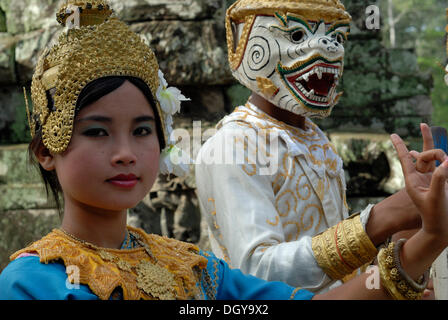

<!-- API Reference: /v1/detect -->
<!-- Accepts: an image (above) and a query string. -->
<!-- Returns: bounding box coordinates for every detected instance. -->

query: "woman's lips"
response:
[107,174,139,189]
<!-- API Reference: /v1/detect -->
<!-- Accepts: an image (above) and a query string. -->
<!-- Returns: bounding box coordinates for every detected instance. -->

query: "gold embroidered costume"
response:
[11,227,208,300]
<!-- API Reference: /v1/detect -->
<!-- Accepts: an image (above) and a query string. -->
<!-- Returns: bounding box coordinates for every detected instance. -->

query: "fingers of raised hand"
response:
[410,149,448,173]
[421,123,434,152]
[429,159,448,201]
[391,134,415,177]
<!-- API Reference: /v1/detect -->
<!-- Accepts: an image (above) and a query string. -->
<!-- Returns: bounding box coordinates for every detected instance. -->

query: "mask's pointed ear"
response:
[35,142,56,172]
[316,20,326,35]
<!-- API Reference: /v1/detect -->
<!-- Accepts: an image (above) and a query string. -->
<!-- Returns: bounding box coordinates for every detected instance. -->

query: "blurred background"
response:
[0,0,446,271]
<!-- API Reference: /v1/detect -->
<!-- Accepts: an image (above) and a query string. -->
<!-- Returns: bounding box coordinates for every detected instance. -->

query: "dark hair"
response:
[28,76,164,216]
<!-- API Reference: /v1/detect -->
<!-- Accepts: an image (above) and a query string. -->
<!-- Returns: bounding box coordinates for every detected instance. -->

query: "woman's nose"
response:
[111,140,137,166]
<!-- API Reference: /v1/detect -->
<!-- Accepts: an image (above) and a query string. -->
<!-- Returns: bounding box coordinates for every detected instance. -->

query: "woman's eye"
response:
[82,128,108,137]
[290,29,306,43]
[134,127,152,136]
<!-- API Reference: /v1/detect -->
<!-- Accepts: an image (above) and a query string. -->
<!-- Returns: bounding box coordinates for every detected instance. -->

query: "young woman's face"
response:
[52,80,161,212]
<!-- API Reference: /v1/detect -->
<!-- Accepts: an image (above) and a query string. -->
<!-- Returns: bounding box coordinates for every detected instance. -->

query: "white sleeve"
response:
[195,134,334,291]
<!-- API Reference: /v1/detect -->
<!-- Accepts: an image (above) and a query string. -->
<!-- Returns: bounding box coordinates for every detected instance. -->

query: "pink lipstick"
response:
[107,174,139,189]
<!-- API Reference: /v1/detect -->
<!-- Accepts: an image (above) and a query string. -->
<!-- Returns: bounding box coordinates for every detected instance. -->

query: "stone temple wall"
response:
[0,0,434,271]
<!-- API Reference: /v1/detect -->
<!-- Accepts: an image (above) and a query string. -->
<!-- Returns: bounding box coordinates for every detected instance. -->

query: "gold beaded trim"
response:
[311,214,378,280]
[227,0,351,22]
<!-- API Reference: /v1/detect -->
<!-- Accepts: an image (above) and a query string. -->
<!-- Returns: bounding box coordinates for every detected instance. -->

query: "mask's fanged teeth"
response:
[308,89,315,97]
[316,68,323,80]
[302,72,310,82]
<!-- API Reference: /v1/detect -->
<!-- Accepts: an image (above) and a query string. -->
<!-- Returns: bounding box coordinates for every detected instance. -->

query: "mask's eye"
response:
[332,33,346,45]
[290,29,306,43]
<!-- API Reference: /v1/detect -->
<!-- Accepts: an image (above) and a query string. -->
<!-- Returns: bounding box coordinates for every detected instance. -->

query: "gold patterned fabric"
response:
[311,214,378,280]
[10,227,208,300]
[28,0,166,154]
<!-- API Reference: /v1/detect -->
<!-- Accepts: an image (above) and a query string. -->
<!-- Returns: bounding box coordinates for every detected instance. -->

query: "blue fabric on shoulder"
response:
[0,256,97,300]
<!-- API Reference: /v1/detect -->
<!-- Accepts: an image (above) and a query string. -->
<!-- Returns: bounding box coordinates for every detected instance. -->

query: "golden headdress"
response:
[27,0,190,176]
[226,0,352,70]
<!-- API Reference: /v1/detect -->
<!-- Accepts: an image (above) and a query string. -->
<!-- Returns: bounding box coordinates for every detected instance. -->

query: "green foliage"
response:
[225,84,251,108]
[379,0,447,127]
[10,100,30,144]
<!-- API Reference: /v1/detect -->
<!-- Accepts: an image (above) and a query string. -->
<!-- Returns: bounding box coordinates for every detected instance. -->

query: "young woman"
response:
[0,1,447,300]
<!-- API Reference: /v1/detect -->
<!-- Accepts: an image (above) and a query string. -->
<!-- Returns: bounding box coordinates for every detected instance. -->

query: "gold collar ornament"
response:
[11,226,209,300]
[25,0,190,176]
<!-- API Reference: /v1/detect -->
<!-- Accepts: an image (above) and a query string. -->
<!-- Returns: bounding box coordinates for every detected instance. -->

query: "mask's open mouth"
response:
[278,58,342,110]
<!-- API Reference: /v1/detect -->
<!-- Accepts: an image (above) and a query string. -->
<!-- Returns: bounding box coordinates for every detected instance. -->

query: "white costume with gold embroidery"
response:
[196,103,373,292]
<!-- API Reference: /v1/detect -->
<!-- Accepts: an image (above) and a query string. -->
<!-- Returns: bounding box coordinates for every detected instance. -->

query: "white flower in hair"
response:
[158,70,168,88]
[156,70,190,116]
[156,70,191,177]
[159,144,190,177]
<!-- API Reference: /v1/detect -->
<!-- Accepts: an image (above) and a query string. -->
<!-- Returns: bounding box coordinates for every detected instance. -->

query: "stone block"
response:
[0,209,60,272]
[0,0,225,35]
[109,0,224,22]
[15,26,61,83]
[131,20,232,86]
[0,32,15,85]
[0,0,58,35]
[0,144,40,184]
[0,86,23,135]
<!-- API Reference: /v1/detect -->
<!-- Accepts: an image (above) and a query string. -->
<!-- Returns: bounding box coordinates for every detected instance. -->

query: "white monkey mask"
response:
[226,0,352,118]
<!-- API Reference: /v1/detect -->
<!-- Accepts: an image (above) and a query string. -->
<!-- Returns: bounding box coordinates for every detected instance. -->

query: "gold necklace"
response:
[57,227,179,299]
[58,228,134,250]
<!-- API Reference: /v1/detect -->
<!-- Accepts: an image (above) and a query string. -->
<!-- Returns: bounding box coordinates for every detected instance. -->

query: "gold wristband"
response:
[377,241,425,300]
[312,214,378,280]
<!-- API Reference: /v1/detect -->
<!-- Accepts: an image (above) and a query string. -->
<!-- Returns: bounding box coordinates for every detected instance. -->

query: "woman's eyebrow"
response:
[76,115,155,123]
[76,115,112,123]
[134,116,156,123]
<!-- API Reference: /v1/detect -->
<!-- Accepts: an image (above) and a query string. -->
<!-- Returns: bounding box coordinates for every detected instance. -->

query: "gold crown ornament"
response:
[226,0,352,70]
[26,0,190,176]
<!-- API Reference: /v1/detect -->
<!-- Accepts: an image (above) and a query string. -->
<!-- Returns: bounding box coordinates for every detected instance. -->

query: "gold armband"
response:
[311,214,378,280]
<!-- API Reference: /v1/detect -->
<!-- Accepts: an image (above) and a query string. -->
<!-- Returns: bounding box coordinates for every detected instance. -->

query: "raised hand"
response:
[390,132,448,240]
